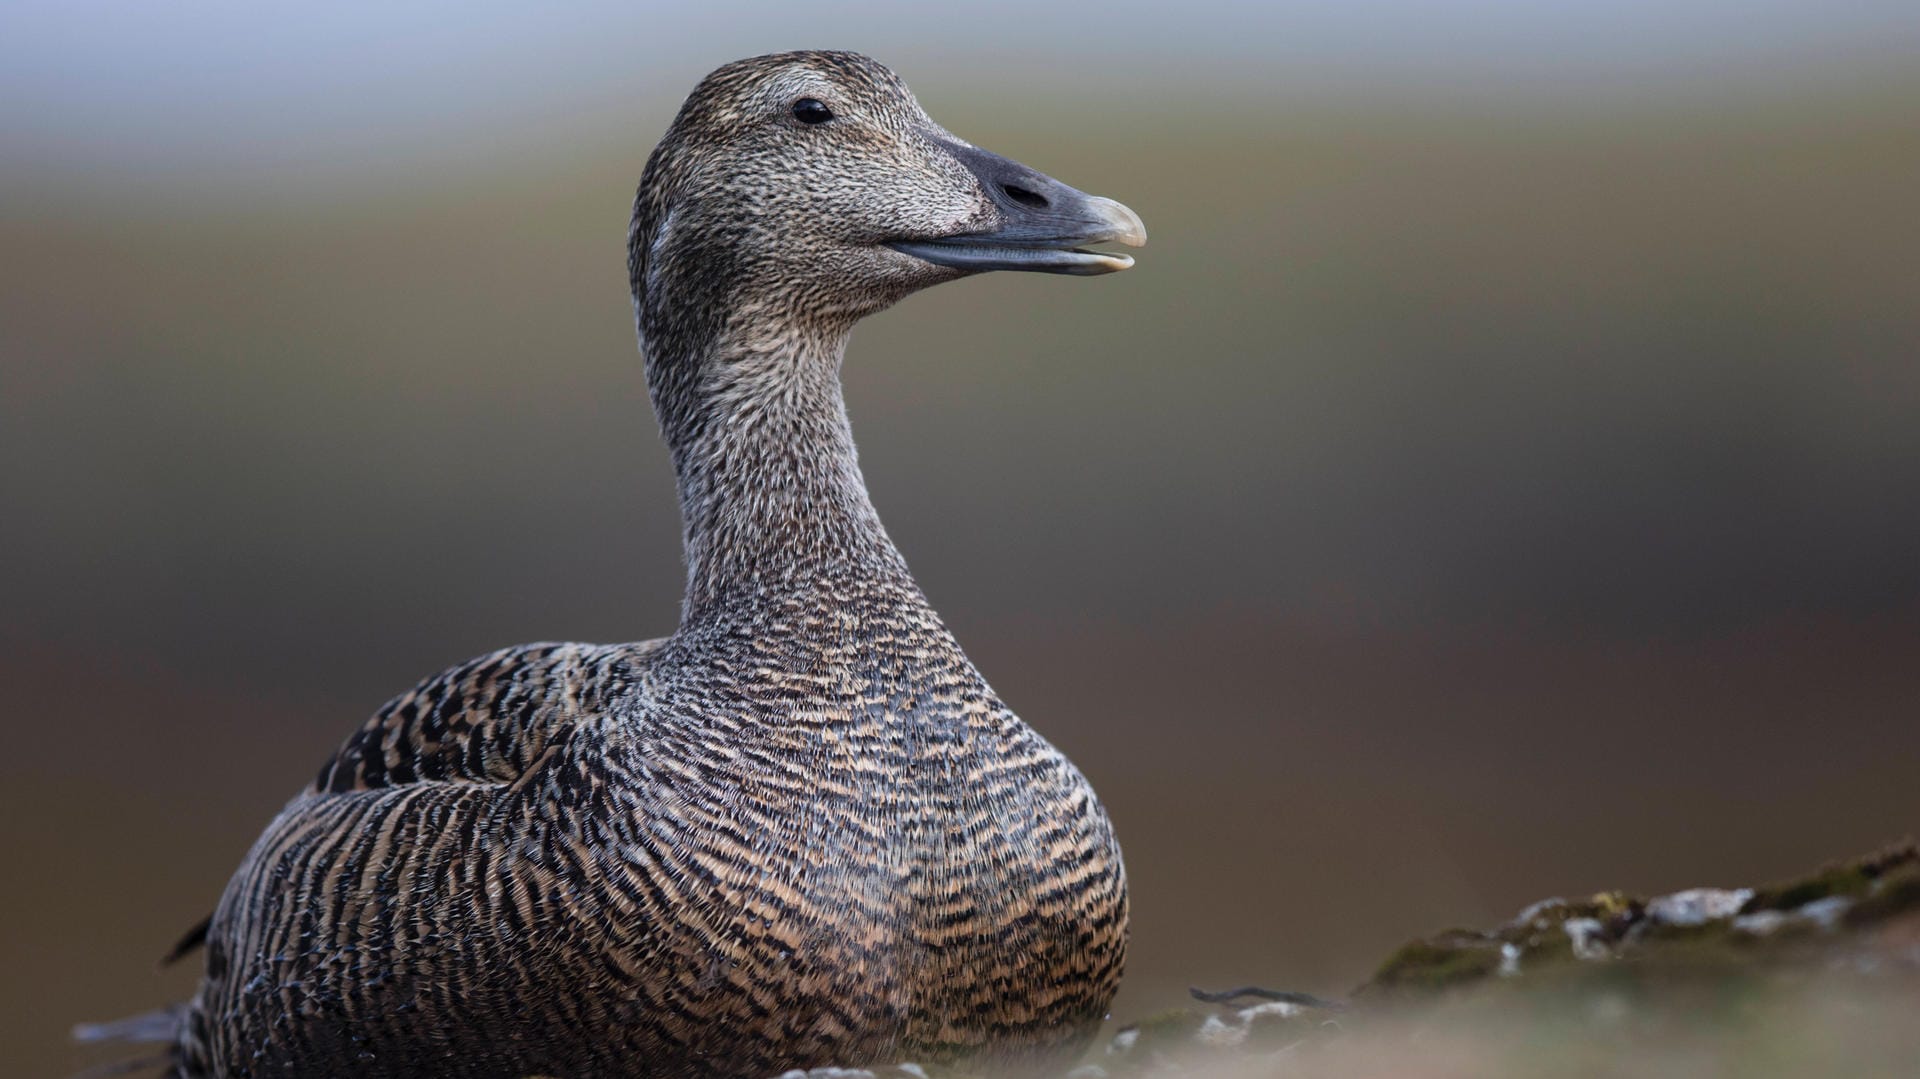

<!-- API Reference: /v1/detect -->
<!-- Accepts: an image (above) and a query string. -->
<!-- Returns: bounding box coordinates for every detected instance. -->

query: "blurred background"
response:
[6,2,1919,1073]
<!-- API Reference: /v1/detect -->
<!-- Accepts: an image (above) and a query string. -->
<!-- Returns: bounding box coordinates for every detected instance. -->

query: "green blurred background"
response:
[6,2,1919,1074]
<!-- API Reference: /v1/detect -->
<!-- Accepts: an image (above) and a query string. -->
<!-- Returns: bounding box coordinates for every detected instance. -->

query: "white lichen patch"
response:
[1647,887,1754,927]
[1564,918,1610,960]
[1799,896,1853,931]
[1514,896,1570,926]
[1733,895,1856,936]
[1197,1014,1248,1048]
[1499,941,1523,977]
[1733,910,1790,936]
[1240,1000,1304,1021]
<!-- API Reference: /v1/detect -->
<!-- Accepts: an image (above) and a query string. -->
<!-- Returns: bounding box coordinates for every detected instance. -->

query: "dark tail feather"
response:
[73,1004,183,1045]
[160,915,211,968]
[71,923,201,1078]
[72,1005,182,1079]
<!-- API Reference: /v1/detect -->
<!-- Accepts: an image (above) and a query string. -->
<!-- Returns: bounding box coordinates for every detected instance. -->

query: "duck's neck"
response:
[646,300,913,625]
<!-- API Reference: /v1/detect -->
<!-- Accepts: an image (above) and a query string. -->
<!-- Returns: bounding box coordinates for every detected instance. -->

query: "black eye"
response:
[791,98,833,125]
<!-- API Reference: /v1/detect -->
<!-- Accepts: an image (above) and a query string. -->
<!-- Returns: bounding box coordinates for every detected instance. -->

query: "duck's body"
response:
[186,589,1122,1077]
[157,51,1143,1078]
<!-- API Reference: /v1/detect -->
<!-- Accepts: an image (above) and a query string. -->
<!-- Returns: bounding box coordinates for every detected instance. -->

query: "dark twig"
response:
[1190,985,1348,1011]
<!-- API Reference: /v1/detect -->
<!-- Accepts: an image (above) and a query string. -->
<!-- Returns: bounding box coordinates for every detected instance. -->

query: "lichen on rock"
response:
[1069,840,1920,1078]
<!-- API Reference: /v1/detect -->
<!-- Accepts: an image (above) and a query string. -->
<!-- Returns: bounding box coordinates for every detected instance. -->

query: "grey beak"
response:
[888,137,1147,276]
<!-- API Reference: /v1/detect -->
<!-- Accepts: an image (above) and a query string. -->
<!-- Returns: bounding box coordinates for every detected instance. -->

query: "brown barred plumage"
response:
[147,50,1143,1078]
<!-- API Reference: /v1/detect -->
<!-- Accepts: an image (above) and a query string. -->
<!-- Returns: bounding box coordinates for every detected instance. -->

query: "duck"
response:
[117,50,1145,1078]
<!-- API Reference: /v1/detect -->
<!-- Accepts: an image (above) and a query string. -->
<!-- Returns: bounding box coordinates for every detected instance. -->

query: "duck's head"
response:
[629,50,1146,331]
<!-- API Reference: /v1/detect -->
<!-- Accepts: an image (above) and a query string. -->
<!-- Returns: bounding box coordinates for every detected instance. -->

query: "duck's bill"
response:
[890,136,1146,276]
[885,238,1136,275]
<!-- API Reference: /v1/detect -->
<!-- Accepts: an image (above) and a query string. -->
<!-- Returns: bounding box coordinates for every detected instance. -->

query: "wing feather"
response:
[311,641,648,794]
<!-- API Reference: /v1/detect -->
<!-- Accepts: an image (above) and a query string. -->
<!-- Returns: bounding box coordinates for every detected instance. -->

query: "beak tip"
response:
[1090,196,1148,248]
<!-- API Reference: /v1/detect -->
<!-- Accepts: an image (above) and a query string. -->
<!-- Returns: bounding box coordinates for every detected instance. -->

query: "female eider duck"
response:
[139,50,1144,1078]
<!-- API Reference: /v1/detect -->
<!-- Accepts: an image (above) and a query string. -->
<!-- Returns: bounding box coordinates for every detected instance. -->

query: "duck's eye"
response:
[791,98,834,125]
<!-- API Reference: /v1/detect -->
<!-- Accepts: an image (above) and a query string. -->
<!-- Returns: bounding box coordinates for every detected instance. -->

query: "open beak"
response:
[887,136,1147,276]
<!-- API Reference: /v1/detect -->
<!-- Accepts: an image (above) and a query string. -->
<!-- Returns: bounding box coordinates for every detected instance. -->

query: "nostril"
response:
[1000,183,1048,210]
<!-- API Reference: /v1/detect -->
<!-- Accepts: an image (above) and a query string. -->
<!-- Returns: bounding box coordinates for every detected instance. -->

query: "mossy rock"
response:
[1363,932,1506,996]
[1089,842,1920,1077]
[1354,840,1919,1006]
[1742,841,1918,914]
[1845,858,1920,926]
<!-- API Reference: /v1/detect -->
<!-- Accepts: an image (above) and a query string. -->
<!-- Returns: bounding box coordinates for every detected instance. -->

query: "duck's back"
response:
[178,585,1125,1078]
[178,641,646,1076]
